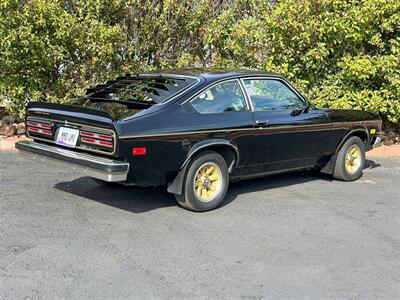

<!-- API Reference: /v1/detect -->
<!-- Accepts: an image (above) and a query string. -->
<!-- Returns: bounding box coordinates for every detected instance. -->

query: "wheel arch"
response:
[167,139,238,195]
[338,127,369,147]
[184,139,239,172]
[321,126,369,174]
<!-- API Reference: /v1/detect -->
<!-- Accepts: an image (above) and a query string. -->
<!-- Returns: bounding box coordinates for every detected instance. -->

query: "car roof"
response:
[135,68,283,81]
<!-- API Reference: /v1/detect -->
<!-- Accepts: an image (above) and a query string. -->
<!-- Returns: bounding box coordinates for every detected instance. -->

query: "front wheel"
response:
[333,136,365,181]
[175,151,229,212]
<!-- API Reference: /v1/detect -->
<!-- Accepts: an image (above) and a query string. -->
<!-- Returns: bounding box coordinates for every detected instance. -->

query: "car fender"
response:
[167,139,239,195]
[336,126,369,150]
[321,126,369,174]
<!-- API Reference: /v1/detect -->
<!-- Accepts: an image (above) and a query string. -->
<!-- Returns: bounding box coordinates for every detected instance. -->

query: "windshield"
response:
[87,75,197,104]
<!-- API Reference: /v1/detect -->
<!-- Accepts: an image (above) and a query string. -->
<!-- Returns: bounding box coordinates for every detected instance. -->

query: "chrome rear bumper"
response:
[16,140,129,182]
[373,135,384,148]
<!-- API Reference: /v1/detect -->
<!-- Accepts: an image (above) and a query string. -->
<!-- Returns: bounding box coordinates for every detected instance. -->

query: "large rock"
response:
[16,123,25,136]
[0,108,7,119]
[386,131,397,140]
[384,138,394,146]
[0,125,16,137]
[0,115,17,126]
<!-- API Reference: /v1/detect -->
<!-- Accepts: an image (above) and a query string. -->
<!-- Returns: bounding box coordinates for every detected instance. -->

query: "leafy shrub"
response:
[0,0,127,117]
[0,0,399,125]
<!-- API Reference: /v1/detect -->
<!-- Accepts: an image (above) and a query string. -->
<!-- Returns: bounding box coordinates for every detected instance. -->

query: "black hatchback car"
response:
[17,69,383,211]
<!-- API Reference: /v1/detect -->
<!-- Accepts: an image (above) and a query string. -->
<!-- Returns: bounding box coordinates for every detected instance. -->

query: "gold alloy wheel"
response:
[193,162,223,202]
[345,144,362,174]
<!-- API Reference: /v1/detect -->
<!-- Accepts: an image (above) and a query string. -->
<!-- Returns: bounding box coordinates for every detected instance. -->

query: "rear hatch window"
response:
[72,75,197,120]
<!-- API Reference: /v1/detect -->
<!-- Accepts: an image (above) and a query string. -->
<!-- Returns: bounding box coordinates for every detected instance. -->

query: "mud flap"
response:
[320,153,337,174]
[167,163,189,195]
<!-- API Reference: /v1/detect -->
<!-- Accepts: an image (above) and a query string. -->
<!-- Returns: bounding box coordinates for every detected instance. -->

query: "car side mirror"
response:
[290,102,310,116]
[290,109,303,116]
[303,102,310,113]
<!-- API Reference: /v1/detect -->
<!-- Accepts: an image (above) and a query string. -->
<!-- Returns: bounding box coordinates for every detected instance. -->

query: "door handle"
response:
[256,120,269,126]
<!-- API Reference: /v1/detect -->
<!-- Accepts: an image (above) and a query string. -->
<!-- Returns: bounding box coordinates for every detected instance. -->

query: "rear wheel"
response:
[333,136,365,181]
[175,151,229,212]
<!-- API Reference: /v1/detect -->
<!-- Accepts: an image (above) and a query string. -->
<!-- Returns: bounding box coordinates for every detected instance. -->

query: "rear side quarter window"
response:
[190,80,248,114]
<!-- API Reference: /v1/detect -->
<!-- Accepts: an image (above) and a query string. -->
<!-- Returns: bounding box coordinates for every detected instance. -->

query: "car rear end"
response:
[16,72,199,183]
[16,102,129,182]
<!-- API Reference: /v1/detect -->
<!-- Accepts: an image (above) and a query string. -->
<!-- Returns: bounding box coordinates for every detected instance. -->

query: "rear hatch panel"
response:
[28,102,115,127]
[27,102,118,156]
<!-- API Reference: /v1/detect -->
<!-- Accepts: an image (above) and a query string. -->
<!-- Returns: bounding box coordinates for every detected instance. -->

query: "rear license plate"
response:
[56,127,79,148]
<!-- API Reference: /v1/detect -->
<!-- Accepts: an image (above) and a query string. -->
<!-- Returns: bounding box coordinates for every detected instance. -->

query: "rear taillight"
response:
[27,117,115,155]
[27,120,53,137]
[80,131,113,141]
[81,137,113,148]
[79,128,114,152]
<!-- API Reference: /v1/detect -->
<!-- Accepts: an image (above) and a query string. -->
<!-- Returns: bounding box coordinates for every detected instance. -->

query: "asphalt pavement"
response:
[0,152,399,299]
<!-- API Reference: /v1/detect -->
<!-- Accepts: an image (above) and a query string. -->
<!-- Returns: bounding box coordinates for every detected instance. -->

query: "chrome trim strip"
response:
[137,73,200,81]
[16,140,129,182]
[373,136,383,148]
[236,79,251,111]
[181,141,240,170]
[27,116,117,156]
[158,75,201,105]
[238,78,254,111]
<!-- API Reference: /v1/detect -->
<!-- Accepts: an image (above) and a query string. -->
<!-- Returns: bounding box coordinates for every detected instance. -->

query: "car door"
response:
[241,77,330,173]
[183,79,255,173]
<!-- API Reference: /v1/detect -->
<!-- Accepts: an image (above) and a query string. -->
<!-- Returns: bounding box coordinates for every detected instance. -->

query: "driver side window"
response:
[243,79,304,111]
[190,80,248,114]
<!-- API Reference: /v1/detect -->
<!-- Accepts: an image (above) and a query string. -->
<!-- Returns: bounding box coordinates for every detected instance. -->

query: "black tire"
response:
[175,151,229,212]
[91,177,122,188]
[333,136,365,181]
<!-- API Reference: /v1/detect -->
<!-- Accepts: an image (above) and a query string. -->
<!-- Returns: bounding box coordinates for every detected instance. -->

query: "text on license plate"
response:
[56,127,79,148]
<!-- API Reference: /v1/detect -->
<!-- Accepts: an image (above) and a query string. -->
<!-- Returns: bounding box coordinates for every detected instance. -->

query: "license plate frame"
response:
[56,127,79,148]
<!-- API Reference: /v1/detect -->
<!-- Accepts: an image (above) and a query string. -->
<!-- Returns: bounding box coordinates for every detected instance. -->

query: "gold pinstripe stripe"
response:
[119,121,377,140]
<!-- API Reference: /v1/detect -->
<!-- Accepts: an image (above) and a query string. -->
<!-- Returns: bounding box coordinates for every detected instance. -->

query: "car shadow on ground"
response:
[219,159,379,208]
[54,159,379,213]
[54,177,177,213]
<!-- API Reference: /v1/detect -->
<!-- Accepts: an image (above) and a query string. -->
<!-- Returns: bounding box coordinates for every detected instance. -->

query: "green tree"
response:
[0,0,126,117]
[0,0,399,125]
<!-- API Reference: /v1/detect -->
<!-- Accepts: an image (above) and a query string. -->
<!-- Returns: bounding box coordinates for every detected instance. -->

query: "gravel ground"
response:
[0,153,399,299]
